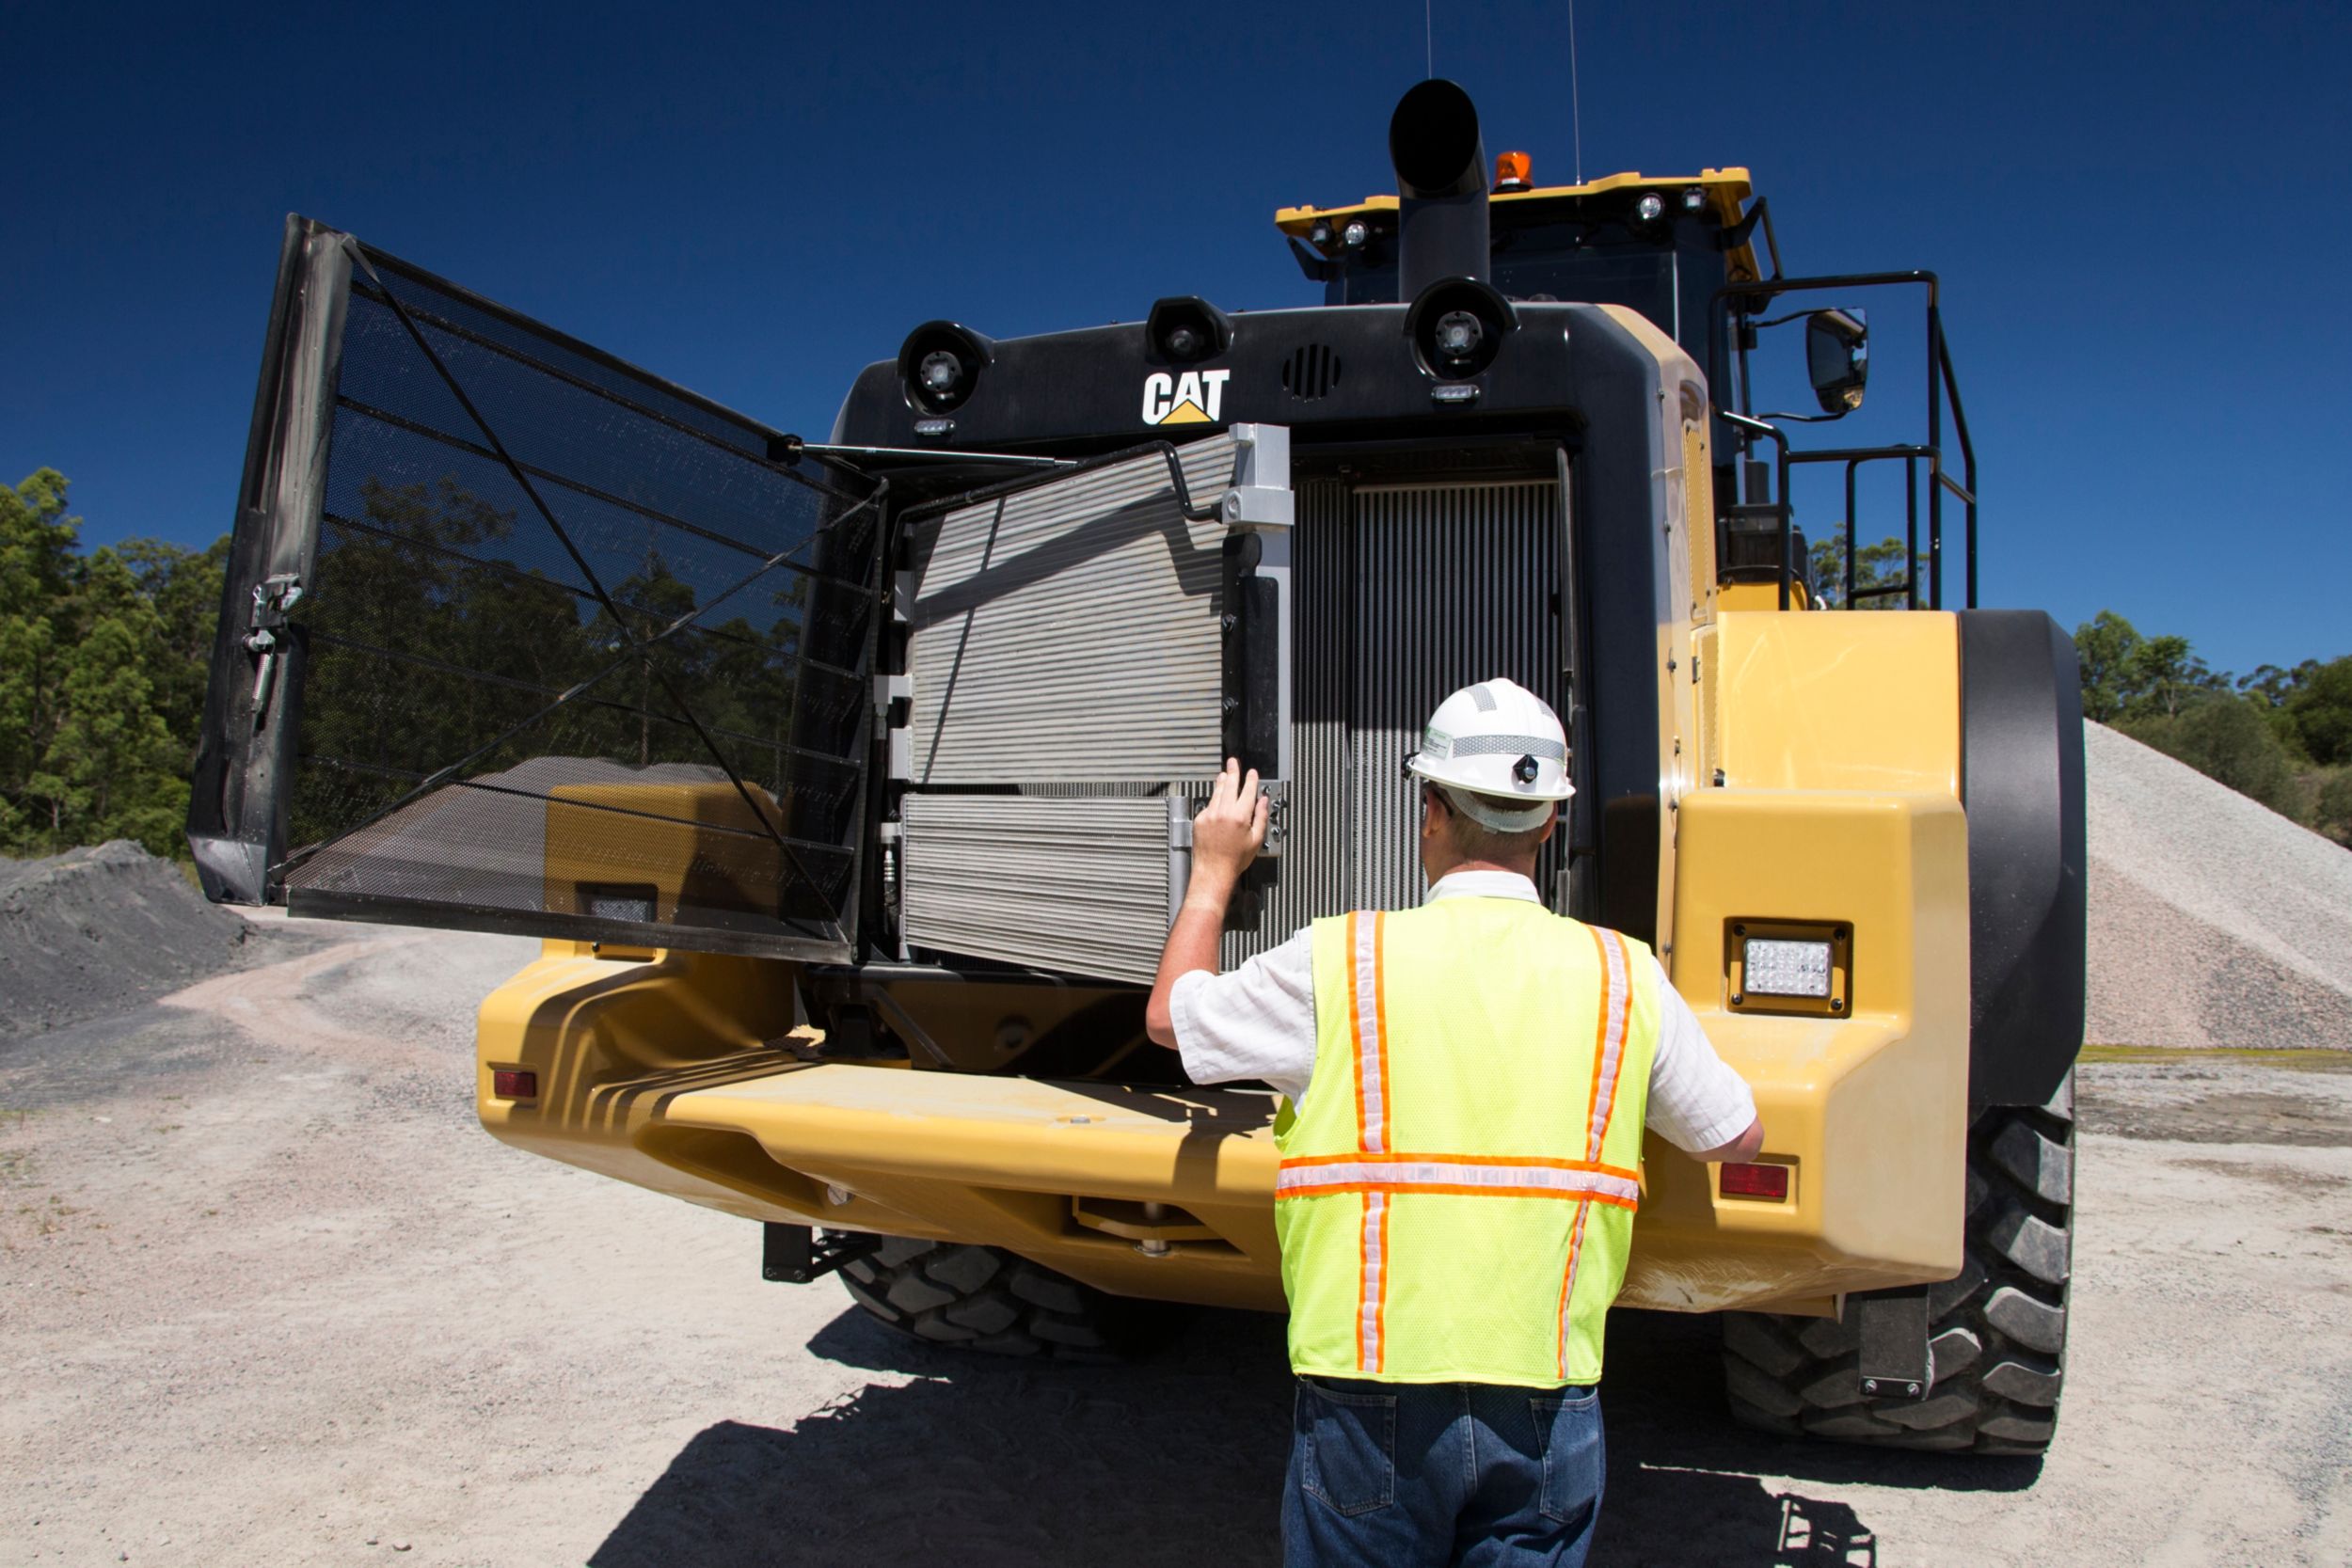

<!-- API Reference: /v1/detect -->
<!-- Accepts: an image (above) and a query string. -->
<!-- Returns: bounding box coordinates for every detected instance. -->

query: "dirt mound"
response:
[0,841,285,1040]
[2087,723,2352,1049]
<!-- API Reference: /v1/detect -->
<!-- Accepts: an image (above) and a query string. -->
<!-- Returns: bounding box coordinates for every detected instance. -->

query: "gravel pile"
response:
[0,840,283,1040]
[2087,723,2352,1049]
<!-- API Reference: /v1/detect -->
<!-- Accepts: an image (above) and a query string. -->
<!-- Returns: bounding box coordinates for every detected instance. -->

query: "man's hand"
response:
[1189,757,1269,897]
[1145,759,1267,1048]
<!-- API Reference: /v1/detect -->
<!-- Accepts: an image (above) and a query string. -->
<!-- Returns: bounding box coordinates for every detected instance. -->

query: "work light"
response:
[1434,310,1484,358]
[1742,938,1832,997]
[917,351,961,395]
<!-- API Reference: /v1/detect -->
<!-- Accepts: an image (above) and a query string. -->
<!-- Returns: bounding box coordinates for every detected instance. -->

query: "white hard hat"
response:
[1405,677,1573,832]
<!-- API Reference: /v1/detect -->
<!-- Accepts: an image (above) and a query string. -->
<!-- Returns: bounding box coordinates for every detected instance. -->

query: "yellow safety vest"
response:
[1273,898,1661,1386]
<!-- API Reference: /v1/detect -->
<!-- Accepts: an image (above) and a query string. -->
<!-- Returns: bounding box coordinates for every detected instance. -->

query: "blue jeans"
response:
[1281,1375,1604,1567]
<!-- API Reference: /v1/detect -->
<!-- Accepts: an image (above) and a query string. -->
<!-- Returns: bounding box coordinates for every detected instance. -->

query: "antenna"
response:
[1568,0,1585,182]
[1425,0,1434,78]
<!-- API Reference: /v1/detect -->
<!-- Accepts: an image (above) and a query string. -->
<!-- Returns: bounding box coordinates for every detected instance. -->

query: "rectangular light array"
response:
[1743,937,1833,998]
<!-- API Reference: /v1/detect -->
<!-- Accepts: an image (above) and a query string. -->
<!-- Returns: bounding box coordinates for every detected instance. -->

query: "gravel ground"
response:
[2086,723,2352,1049]
[4,922,2349,1567]
[0,843,309,1041]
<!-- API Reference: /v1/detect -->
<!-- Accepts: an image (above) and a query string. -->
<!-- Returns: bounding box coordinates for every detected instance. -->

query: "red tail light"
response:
[492,1069,538,1100]
[1719,1162,1789,1201]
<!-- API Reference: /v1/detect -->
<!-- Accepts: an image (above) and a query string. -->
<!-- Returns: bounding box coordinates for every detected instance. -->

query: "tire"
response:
[836,1236,1158,1360]
[1721,1077,2074,1455]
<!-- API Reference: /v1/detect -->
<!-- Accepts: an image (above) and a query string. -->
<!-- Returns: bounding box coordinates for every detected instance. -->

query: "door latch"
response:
[245,573,304,722]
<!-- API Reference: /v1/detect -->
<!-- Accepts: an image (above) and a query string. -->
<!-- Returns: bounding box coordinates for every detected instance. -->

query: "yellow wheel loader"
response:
[188,81,2084,1454]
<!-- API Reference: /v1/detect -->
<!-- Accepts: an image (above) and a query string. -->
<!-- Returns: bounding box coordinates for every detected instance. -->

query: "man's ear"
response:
[1535,805,1559,845]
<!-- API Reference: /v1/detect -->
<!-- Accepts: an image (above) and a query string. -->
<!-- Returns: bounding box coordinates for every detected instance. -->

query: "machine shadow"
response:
[590,1306,2032,1568]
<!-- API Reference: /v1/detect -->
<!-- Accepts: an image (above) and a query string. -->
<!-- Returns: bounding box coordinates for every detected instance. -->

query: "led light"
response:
[1743,937,1833,997]
[917,350,962,393]
[913,417,955,436]
[1682,187,1707,212]
[1310,219,1333,246]
[1342,219,1370,248]
[492,1069,537,1100]
[1720,1162,1789,1201]
[1434,309,1484,357]
[1429,382,1481,404]
[1634,192,1666,223]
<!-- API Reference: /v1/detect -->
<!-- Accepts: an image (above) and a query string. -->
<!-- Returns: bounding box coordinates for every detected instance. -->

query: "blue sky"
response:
[5,0,2345,677]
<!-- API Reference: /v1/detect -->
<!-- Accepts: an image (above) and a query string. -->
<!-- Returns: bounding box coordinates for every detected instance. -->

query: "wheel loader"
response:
[187,80,2085,1455]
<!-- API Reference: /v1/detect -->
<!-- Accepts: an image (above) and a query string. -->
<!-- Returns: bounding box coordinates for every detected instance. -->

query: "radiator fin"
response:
[906,437,1241,784]
[1223,477,1566,964]
[902,794,1174,984]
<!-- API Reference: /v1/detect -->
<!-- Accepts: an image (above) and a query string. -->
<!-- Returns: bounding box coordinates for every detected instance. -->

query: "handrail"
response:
[1704,269,1977,612]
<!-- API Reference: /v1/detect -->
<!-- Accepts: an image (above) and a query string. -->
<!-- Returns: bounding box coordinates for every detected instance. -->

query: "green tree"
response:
[1,469,230,859]
[24,551,189,853]
[2315,770,2352,847]
[2121,696,2304,820]
[1807,534,1926,611]
[1,470,84,847]
[2284,655,2352,767]
[2073,610,2228,723]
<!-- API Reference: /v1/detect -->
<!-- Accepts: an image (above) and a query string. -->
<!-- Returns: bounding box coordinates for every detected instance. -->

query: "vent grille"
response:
[1280,344,1343,402]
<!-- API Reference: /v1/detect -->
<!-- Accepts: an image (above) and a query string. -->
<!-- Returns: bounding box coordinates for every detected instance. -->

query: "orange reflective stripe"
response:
[1562,926,1631,1377]
[1355,911,1374,1147]
[1586,928,1632,1159]
[1557,1201,1593,1379]
[1353,911,1389,1154]
[1350,911,1393,1374]
[1281,1149,1640,1182]
[1371,912,1391,1153]
[1280,1180,1639,1208]
[1277,1159,1641,1204]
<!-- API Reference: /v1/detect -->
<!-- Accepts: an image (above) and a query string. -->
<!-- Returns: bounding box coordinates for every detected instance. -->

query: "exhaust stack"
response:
[1389,79,1490,296]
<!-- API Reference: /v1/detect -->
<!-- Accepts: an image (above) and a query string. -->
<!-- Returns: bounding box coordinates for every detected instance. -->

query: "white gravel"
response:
[4,923,2350,1565]
[2086,722,2352,1049]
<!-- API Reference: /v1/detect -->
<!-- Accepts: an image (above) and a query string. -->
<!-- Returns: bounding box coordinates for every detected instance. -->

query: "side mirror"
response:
[1805,309,1868,415]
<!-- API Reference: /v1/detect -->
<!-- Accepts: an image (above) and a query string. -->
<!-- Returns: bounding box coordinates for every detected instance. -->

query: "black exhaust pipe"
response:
[1389,79,1489,296]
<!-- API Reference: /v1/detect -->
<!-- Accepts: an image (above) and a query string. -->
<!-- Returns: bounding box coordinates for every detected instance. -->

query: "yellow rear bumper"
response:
[478,785,1967,1317]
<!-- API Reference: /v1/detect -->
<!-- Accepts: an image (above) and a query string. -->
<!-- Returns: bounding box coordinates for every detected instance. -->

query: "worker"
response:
[1146,677,1762,1567]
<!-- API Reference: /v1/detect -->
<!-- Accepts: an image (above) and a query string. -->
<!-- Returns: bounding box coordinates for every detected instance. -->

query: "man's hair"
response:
[1432,786,1551,864]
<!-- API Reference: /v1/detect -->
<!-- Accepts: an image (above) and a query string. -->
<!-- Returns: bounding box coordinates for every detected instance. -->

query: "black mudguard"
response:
[1958,610,2087,1109]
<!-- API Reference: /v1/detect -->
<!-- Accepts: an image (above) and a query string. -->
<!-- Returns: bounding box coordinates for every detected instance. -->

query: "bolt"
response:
[1729,993,1744,1006]
[1862,1379,1879,1396]
[1906,1382,1921,1398]
[1830,998,1845,1012]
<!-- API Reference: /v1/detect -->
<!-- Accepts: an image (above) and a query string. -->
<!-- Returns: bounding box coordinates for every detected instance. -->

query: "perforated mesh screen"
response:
[271,240,880,957]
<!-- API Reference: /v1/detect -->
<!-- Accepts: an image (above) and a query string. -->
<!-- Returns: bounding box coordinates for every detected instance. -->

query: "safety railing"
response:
[1706,271,1979,612]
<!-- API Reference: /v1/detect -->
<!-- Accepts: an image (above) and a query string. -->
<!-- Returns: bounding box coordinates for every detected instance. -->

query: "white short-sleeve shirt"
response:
[1168,870,1757,1155]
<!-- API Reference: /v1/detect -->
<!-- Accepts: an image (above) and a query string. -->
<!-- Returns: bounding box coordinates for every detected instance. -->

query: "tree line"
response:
[1819,531,2350,845]
[2,469,225,858]
[2074,609,2352,843]
[6,475,2348,863]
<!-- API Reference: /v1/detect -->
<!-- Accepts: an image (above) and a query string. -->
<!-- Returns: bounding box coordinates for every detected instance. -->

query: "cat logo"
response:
[1140,368,1232,426]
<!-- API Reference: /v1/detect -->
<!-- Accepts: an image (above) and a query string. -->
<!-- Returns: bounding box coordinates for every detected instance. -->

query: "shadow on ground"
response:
[592,1307,2039,1568]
